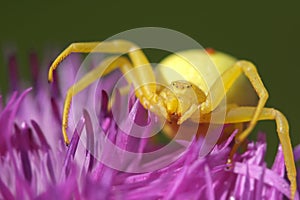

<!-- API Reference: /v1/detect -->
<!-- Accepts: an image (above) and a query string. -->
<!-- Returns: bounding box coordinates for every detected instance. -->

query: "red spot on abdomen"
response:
[205,48,215,55]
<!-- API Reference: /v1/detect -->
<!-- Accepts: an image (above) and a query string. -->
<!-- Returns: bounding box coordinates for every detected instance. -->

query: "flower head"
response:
[0,52,298,199]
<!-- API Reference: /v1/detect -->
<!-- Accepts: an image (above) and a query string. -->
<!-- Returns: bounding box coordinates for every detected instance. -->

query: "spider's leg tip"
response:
[225,158,234,171]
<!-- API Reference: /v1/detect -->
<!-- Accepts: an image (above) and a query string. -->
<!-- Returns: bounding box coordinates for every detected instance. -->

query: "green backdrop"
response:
[0,1,299,164]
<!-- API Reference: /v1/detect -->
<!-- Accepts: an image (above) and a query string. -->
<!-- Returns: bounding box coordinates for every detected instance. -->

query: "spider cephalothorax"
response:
[156,80,206,123]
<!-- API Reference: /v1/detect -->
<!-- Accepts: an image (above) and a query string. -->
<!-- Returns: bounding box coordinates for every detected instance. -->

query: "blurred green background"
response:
[0,1,299,163]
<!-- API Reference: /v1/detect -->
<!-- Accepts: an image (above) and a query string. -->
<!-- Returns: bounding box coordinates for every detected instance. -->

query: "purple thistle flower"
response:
[0,52,299,200]
[294,145,300,195]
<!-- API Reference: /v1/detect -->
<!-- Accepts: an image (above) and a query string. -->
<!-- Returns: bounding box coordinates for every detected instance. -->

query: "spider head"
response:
[170,80,206,103]
[160,80,206,120]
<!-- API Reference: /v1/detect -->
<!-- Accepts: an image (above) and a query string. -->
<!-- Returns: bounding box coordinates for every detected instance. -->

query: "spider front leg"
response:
[48,40,165,144]
[199,60,270,165]
[60,56,134,144]
[201,60,269,146]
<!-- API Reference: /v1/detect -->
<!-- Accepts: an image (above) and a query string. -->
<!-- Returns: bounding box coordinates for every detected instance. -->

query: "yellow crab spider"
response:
[48,40,296,199]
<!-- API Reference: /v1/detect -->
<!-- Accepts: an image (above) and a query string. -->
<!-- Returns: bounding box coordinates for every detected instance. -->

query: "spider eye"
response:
[186,84,192,88]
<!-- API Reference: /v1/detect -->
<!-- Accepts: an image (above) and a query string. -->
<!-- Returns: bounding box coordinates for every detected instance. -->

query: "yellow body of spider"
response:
[48,40,296,199]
